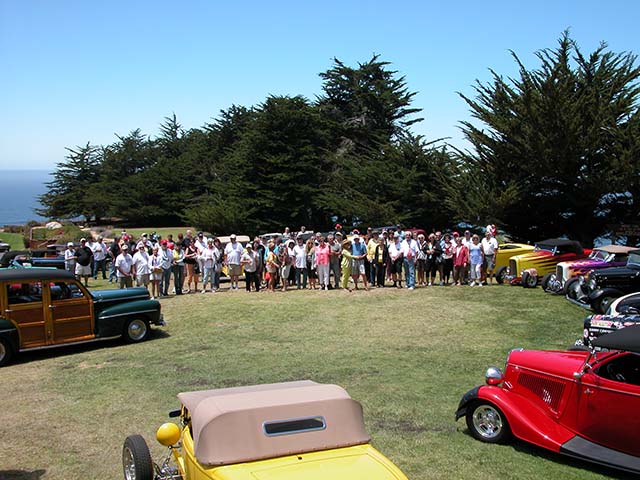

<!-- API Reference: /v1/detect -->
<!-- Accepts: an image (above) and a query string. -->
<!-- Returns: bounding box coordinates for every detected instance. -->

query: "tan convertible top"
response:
[178,380,371,466]
[596,244,636,254]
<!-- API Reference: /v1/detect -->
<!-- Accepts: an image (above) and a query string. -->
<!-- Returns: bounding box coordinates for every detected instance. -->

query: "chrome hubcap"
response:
[123,447,136,480]
[472,405,503,439]
[128,320,147,341]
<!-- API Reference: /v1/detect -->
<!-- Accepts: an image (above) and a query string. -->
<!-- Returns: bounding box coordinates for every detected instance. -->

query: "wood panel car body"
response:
[456,326,640,474]
[0,268,163,366]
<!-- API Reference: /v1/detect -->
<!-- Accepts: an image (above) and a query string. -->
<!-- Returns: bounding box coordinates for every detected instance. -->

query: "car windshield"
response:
[590,250,609,261]
[534,245,556,254]
[628,252,640,267]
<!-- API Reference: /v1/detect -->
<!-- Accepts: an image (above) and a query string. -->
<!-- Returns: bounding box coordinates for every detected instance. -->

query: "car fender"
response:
[457,385,574,452]
[0,317,19,353]
[588,288,624,303]
[96,299,161,337]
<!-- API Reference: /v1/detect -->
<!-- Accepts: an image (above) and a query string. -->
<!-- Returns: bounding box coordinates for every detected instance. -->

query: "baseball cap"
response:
[80,238,86,242]
[230,234,237,240]
[67,241,74,247]
[122,244,129,250]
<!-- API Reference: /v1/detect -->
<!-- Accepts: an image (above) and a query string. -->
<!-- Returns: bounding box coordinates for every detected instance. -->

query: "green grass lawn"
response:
[117,226,196,240]
[1,284,631,480]
[0,231,26,250]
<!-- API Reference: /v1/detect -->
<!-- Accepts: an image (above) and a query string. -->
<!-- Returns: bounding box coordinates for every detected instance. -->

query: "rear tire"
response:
[522,271,538,288]
[0,337,13,367]
[466,401,511,444]
[122,434,153,480]
[496,266,508,284]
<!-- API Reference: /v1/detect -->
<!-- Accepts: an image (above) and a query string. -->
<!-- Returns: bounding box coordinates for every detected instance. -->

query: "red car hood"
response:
[508,349,589,379]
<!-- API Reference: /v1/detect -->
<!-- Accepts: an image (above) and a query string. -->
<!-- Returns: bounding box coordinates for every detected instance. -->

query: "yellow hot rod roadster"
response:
[122,380,409,480]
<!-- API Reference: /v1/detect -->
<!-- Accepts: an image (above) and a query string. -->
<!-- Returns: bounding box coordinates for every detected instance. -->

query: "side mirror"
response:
[156,423,181,447]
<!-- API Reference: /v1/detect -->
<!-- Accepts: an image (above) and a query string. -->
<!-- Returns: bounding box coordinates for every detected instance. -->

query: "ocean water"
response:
[0,170,50,225]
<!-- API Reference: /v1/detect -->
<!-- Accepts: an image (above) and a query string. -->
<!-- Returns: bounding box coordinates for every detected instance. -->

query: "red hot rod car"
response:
[456,325,640,475]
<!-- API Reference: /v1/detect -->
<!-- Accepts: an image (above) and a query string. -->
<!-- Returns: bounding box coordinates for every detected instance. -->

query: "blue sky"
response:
[1,0,638,170]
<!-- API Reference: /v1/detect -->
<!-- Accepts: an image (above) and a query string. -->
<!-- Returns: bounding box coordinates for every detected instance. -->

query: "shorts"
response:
[390,258,403,274]
[136,273,150,285]
[228,264,242,276]
[75,264,91,276]
[483,254,495,270]
[352,258,365,275]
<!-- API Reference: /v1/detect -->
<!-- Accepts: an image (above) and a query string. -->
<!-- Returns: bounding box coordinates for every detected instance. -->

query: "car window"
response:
[596,353,640,386]
[7,282,43,304]
[50,281,85,301]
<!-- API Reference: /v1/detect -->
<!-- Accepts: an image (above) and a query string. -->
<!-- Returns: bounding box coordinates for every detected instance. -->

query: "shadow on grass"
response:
[0,470,46,480]
[459,428,635,479]
[11,328,170,366]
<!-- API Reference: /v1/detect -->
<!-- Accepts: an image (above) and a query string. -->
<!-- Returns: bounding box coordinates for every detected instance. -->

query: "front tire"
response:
[593,295,616,314]
[123,318,150,343]
[496,266,508,284]
[466,401,511,444]
[0,337,13,367]
[522,271,538,288]
[122,434,153,480]
[563,277,580,297]
[542,272,561,293]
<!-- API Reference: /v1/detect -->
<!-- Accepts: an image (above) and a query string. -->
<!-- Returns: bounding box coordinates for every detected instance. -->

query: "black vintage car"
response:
[566,249,640,313]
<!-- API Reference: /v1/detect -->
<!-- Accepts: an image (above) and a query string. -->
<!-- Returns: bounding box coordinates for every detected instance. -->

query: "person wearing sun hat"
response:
[64,241,76,273]
[115,243,134,289]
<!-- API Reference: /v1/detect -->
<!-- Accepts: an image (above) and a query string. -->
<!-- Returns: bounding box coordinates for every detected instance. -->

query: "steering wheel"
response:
[606,364,626,383]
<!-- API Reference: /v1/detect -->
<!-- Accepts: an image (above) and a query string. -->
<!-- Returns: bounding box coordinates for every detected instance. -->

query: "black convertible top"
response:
[592,324,640,354]
[536,238,583,253]
[0,268,76,282]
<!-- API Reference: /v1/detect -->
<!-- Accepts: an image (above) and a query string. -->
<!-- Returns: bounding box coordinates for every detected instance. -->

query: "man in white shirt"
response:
[92,236,108,280]
[401,232,419,290]
[224,234,244,290]
[481,230,499,284]
[293,236,307,289]
[132,244,151,289]
[115,244,134,289]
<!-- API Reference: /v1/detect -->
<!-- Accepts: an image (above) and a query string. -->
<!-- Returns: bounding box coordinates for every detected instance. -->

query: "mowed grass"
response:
[116,227,196,240]
[1,284,631,480]
[0,232,26,250]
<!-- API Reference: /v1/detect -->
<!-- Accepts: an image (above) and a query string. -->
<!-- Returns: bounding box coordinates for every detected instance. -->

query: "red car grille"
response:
[517,372,565,412]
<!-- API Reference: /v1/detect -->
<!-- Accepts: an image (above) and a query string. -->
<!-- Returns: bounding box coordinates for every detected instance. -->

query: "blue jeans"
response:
[202,266,214,290]
[93,258,107,279]
[160,268,172,295]
[403,258,416,288]
[296,267,308,289]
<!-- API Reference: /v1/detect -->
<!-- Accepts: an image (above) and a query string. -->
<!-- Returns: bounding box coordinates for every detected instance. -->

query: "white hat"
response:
[67,241,74,247]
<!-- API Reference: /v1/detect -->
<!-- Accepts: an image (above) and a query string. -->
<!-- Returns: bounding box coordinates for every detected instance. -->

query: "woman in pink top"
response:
[453,236,469,286]
[315,237,331,290]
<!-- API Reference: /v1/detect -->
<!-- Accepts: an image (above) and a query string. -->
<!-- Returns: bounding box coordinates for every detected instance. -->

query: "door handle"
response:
[4,309,13,314]
[584,388,593,395]
[48,305,56,309]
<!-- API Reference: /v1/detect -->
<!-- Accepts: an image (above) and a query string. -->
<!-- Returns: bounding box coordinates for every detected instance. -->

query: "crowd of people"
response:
[62,224,501,297]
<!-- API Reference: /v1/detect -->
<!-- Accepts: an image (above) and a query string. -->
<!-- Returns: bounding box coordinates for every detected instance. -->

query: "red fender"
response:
[476,386,574,452]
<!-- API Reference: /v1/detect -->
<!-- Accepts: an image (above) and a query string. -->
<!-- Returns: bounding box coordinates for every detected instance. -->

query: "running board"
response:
[561,436,640,474]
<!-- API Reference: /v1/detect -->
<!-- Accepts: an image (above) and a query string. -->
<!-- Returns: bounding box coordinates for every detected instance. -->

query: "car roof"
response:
[595,245,636,254]
[177,380,370,466]
[0,268,76,282]
[536,238,583,248]
[592,323,640,353]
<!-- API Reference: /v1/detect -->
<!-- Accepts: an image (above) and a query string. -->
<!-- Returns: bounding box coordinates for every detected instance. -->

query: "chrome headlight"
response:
[485,366,504,386]
[587,275,597,291]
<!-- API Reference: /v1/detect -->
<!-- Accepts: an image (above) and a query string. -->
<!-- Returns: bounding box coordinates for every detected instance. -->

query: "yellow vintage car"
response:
[122,380,409,480]
[494,243,535,284]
